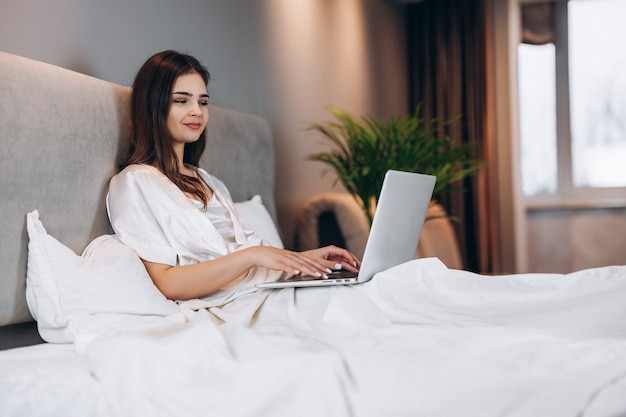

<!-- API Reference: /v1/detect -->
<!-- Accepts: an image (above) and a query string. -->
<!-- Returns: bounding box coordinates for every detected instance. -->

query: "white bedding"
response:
[0,344,110,417]
[3,258,626,417]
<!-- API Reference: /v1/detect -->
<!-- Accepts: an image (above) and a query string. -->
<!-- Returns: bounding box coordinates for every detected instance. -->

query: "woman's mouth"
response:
[185,123,202,130]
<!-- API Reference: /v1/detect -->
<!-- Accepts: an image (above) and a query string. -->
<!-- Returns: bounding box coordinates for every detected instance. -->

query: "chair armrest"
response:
[416,202,463,269]
[296,193,369,258]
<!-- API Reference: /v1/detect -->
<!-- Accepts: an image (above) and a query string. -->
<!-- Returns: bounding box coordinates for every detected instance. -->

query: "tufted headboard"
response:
[0,52,276,345]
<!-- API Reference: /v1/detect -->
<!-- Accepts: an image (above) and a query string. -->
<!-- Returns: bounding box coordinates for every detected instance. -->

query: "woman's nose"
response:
[189,102,202,116]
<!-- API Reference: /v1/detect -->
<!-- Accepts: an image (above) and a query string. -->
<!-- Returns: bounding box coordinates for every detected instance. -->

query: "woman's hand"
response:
[245,245,360,278]
[301,245,361,274]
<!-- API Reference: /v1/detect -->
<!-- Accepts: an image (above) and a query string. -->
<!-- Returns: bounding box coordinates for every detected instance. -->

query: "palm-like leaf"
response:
[307,107,481,225]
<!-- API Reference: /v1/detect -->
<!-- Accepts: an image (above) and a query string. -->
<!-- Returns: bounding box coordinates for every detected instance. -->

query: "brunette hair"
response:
[121,50,211,205]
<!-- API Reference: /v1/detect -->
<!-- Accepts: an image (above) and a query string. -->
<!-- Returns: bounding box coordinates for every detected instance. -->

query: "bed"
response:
[1,51,626,417]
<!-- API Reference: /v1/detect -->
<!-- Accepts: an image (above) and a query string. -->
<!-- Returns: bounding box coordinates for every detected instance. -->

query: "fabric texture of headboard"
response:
[0,51,276,328]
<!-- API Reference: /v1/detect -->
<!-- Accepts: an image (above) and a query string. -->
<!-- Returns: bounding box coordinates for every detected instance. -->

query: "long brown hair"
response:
[121,50,211,206]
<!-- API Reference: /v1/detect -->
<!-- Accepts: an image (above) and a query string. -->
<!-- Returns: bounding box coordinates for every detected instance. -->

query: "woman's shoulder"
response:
[109,164,165,190]
[112,164,162,181]
[119,163,159,175]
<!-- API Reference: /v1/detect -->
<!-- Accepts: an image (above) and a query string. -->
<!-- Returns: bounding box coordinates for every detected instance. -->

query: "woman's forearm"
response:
[142,245,359,301]
[142,249,258,300]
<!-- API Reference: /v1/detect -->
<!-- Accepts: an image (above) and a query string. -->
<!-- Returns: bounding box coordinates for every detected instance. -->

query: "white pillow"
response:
[26,210,179,343]
[234,195,284,249]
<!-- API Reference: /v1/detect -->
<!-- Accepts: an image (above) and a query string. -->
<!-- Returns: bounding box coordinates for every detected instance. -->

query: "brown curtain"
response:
[406,0,498,273]
[521,2,555,45]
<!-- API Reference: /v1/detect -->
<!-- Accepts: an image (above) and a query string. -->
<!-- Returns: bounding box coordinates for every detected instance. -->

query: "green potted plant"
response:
[307,106,481,225]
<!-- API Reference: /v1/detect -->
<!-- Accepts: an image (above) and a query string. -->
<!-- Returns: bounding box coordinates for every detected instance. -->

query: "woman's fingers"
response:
[249,246,360,279]
[301,246,361,273]
[255,247,328,277]
[323,246,361,269]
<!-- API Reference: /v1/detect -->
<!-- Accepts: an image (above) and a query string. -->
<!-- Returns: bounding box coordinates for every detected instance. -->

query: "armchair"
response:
[295,193,463,270]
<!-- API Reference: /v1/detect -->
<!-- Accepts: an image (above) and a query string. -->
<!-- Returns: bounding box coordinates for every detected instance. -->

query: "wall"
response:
[260,0,408,244]
[0,0,268,116]
[0,0,407,248]
[527,208,626,273]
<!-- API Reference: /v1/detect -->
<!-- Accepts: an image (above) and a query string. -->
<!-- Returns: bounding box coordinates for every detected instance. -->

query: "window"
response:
[518,43,557,195]
[518,0,626,198]
[569,0,626,188]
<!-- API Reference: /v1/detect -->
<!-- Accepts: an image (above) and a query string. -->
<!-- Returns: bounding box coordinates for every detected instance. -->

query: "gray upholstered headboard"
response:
[0,52,276,339]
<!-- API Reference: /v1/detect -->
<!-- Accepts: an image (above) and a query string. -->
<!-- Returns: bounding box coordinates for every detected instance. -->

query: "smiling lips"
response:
[185,122,202,130]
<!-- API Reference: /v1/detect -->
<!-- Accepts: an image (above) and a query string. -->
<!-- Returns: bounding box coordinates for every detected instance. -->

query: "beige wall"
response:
[527,208,626,273]
[0,0,408,248]
[260,0,408,246]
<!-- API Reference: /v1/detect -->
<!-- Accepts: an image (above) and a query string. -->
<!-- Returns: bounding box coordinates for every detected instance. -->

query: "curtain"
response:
[521,2,555,45]
[406,0,498,273]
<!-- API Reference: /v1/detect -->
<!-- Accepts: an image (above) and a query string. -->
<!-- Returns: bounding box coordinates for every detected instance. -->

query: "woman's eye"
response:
[200,101,209,106]
[173,99,187,104]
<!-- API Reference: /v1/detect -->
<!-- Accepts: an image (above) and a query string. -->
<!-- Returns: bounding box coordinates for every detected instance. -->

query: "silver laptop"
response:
[256,170,436,289]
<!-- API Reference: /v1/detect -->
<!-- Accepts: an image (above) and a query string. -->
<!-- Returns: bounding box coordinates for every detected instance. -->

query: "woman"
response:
[107,50,360,302]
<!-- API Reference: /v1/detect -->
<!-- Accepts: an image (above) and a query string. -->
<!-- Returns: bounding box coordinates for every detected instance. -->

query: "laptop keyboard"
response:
[278,269,358,282]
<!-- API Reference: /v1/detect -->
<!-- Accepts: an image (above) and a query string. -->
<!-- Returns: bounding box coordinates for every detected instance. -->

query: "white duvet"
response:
[3,258,626,417]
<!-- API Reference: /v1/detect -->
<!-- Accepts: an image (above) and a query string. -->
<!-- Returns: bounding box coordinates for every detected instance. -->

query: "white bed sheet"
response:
[2,258,626,417]
[2,332,625,417]
[0,343,110,417]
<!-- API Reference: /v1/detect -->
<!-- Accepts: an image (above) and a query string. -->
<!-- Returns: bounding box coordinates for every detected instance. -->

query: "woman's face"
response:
[167,72,209,148]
